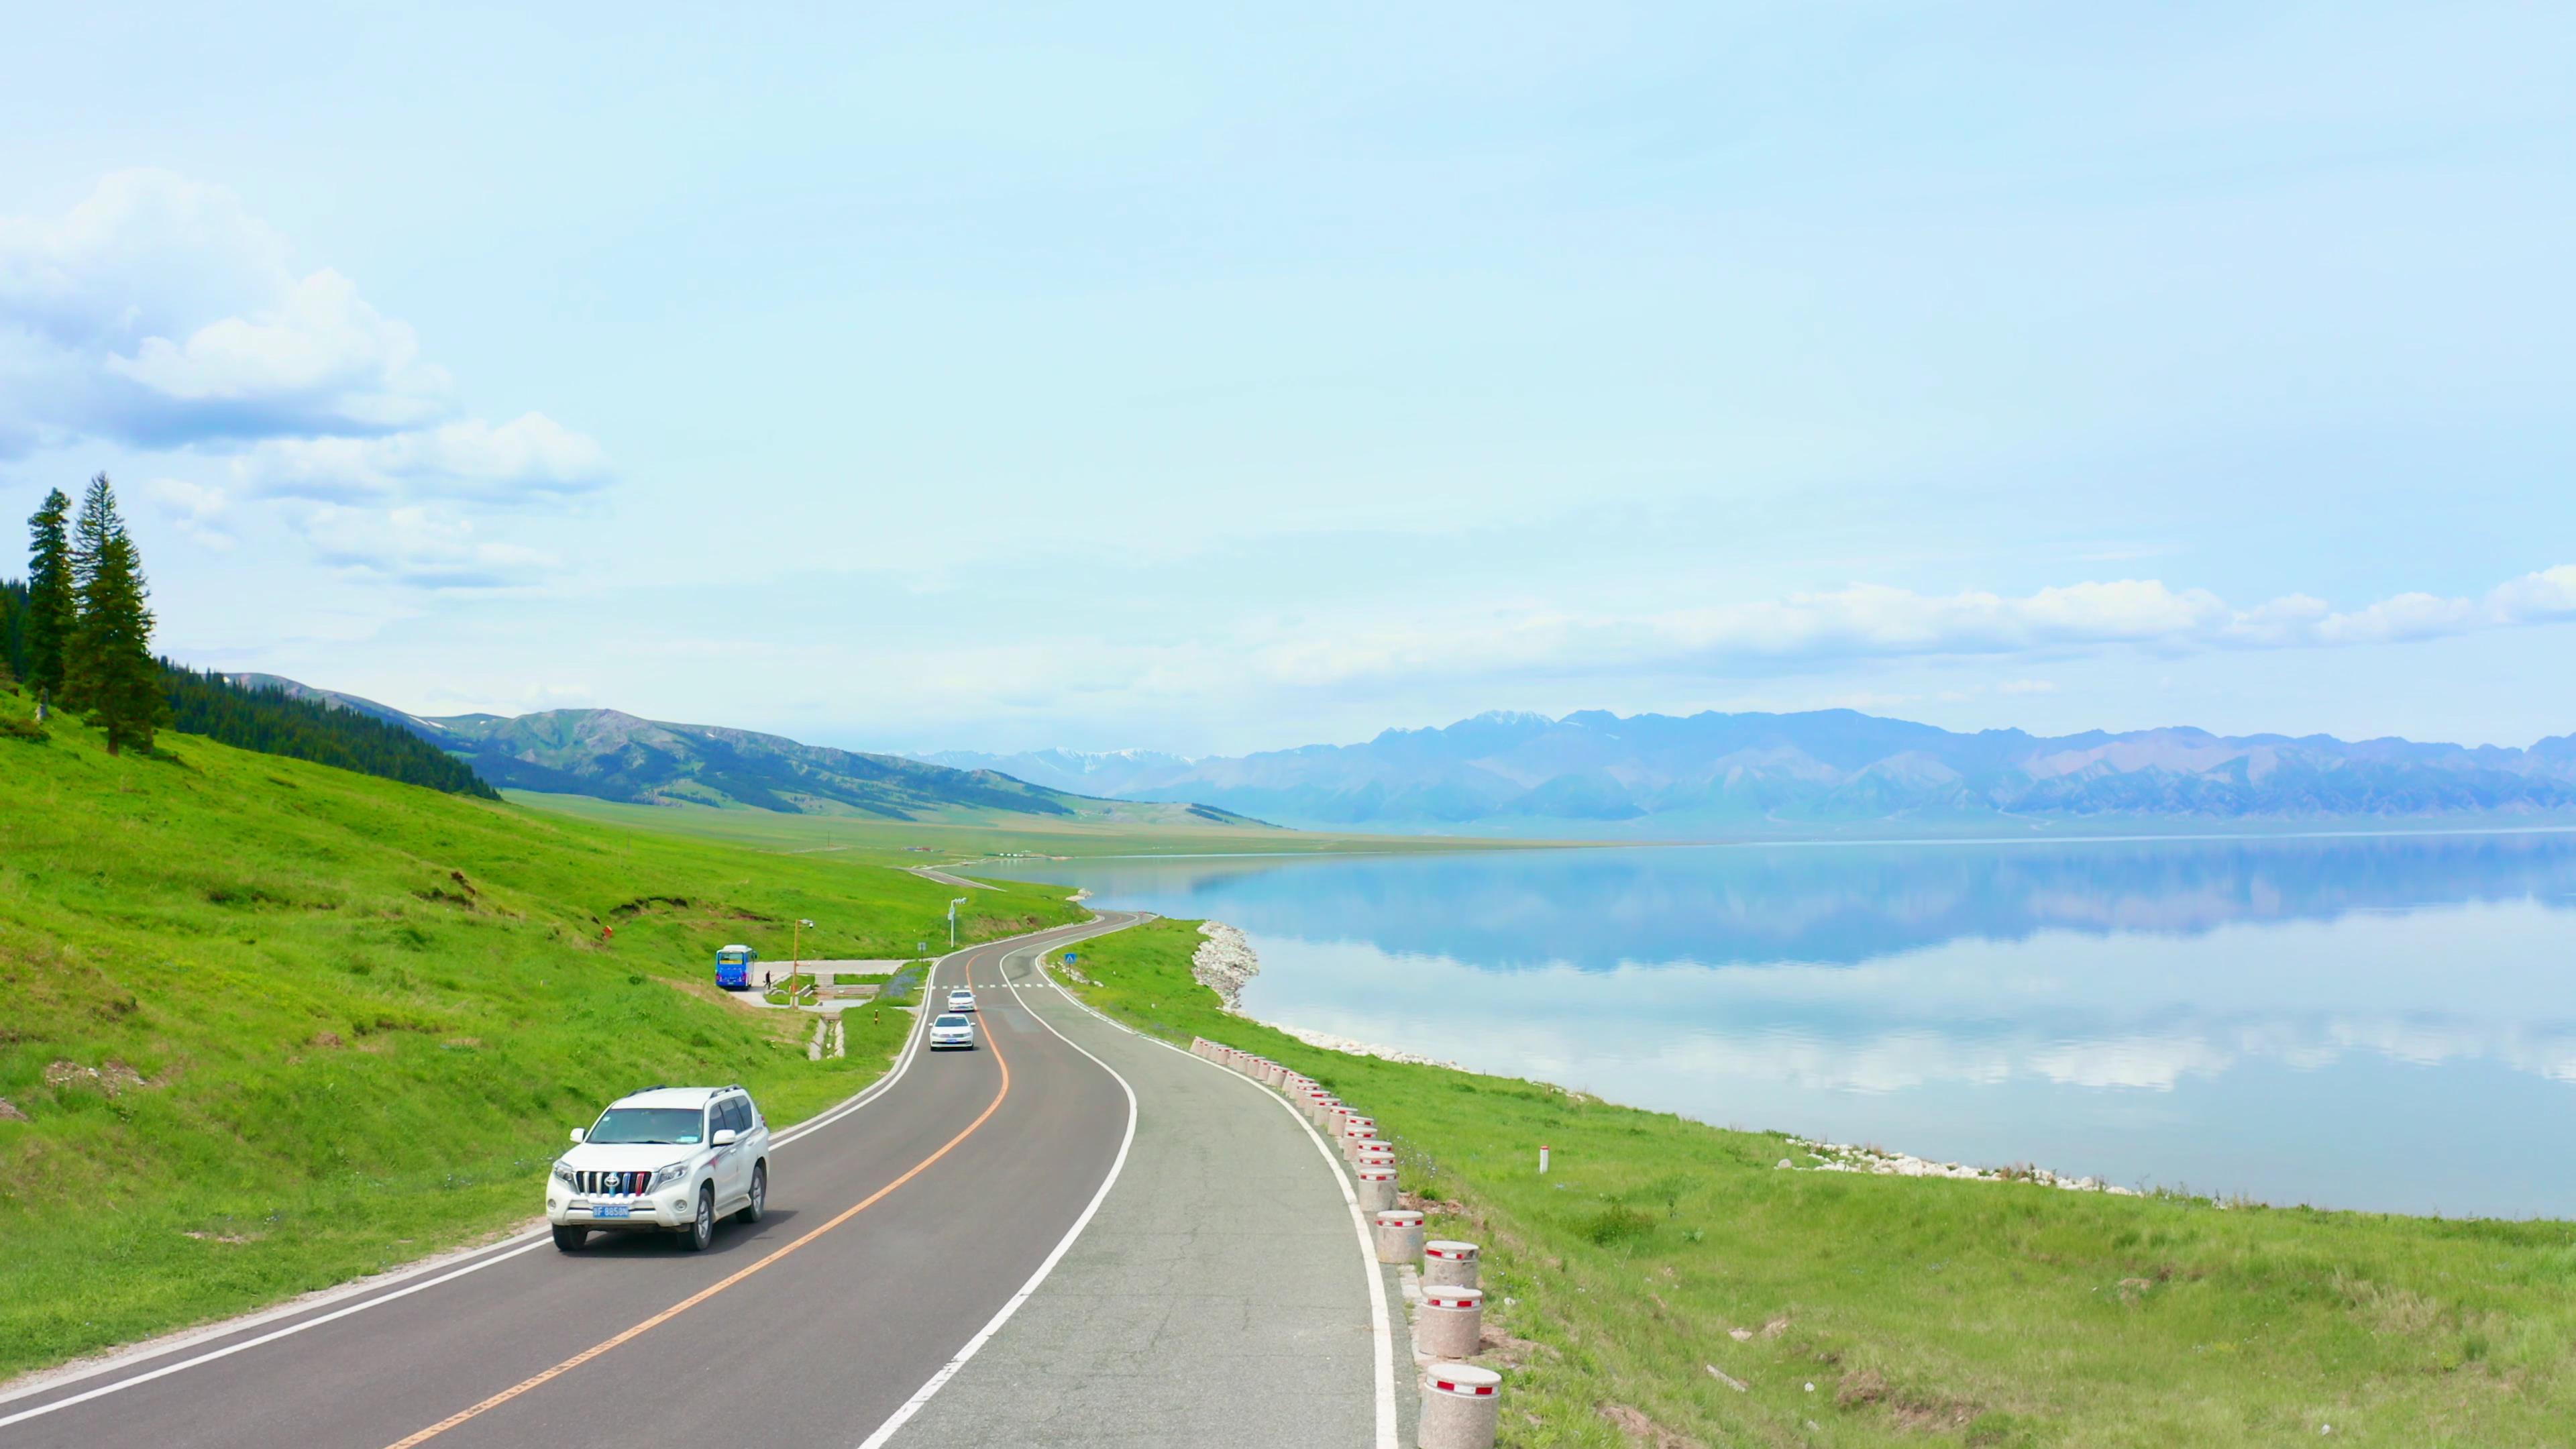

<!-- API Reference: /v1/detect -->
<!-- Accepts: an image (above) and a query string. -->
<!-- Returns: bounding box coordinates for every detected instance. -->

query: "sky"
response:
[3,3,2573,757]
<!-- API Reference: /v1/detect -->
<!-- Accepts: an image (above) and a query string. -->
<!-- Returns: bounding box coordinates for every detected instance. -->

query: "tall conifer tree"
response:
[23,488,72,702]
[64,476,166,754]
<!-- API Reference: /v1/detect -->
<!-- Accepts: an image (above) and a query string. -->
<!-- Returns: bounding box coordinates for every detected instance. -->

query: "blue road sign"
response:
[1065,953,1078,963]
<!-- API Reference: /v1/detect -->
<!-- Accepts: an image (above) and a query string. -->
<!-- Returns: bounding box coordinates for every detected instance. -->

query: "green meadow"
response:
[508,787,1565,859]
[1055,917,2576,1448]
[0,692,1084,1382]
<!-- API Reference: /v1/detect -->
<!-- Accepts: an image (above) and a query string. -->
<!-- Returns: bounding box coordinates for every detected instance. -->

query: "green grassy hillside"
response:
[224,682,1271,828]
[1060,918,2576,1448]
[0,691,1085,1383]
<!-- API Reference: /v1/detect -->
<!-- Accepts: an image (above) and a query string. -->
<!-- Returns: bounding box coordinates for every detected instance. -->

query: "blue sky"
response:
[3,3,2573,755]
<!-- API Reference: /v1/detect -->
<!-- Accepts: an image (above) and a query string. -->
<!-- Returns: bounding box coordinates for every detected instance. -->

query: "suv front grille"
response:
[574,1170,651,1197]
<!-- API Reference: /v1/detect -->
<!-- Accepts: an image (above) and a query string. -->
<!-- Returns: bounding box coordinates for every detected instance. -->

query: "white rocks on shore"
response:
[1191,921,1262,1011]
[1263,1021,1465,1071]
[1784,1137,2139,1195]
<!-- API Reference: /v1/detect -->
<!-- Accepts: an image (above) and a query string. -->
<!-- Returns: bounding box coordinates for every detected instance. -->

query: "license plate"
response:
[591,1204,631,1220]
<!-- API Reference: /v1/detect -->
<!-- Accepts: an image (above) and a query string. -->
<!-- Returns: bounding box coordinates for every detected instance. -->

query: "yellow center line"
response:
[384,948,1010,1448]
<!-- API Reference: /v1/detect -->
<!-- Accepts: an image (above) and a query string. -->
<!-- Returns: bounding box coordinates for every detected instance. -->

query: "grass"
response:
[1053,917,2576,1448]
[508,788,1576,859]
[0,690,1087,1383]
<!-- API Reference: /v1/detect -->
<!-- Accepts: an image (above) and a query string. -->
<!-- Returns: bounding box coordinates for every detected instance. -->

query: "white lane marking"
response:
[0,1238,558,1431]
[1024,940,1399,1449]
[0,922,1120,1424]
[851,925,1142,1449]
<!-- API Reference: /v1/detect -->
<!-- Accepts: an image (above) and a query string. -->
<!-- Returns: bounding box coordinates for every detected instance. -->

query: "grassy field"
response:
[0,693,1086,1383]
[508,788,1572,859]
[1053,918,2576,1448]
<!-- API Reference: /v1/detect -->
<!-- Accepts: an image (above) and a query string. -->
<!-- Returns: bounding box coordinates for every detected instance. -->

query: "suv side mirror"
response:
[568,1128,586,1144]
[712,1128,739,1146]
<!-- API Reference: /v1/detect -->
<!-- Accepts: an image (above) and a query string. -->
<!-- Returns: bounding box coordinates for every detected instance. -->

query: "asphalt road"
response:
[0,912,1147,1449]
[888,931,1391,1448]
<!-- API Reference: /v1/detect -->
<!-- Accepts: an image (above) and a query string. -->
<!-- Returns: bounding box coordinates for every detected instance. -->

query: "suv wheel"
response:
[683,1184,714,1251]
[737,1162,767,1224]
[552,1226,587,1253]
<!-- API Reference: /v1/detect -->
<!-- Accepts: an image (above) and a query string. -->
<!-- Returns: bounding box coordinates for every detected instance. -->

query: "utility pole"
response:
[949,898,967,949]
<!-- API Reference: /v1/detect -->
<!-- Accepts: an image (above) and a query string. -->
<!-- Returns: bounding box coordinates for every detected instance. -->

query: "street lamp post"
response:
[948,898,968,949]
[793,918,816,985]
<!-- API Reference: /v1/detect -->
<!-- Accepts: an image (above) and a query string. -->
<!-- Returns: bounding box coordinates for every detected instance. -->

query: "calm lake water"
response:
[985,833,2576,1218]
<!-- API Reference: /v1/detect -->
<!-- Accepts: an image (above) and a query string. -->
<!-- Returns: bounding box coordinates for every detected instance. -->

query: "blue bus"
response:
[715,944,758,990]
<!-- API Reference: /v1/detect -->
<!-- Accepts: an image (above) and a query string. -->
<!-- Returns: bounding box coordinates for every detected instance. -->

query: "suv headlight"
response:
[649,1160,694,1192]
[551,1161,578,1188]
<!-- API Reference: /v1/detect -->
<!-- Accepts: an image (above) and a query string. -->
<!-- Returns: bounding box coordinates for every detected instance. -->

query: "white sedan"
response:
[928,1013,977,1050]
[946,988,977,1013]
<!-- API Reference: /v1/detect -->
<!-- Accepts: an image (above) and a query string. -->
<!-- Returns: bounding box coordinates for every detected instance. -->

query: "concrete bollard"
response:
[1356,1167,1399,1214]
[1416,1286,1484,1360]
[1263,1061,1287,1087]
[1373,1208,1425,1265]
[1345,1126,1381,1164]
[1311,1095,1341,1130]
[1423,1240,1480,1289]
[1418,1362,1501,1449]
[1341,1114,1376,1146]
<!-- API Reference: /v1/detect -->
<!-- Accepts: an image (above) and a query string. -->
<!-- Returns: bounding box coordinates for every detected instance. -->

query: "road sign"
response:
[1064,953,1078,963]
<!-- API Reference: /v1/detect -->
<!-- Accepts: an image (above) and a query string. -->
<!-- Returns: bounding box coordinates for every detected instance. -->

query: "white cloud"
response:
[0,170,461,447]
[106,268,451,429]
[1253,566,2576,686]
[297,503,560,590]
[1,170,610,586]
[146,476,235,550]
[239,413,611,502]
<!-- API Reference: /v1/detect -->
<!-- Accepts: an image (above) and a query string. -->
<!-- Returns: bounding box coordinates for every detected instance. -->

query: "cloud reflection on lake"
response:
[985,832,2576,1215]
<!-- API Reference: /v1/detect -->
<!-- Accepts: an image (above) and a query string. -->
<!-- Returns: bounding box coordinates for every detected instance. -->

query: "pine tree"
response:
[64,476,167,755]
[23,488,72,704]
[0,580,20,692]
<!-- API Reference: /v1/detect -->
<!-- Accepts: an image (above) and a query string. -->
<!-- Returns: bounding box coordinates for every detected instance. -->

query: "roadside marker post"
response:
[1418,1362,1501,1449]
[1416,1286,1484,1360]
[1424,1240,1480,1290]
[1538,1145,1550,1175]
[1356,1167,1398,1214]
[1372,1208,1424,1265]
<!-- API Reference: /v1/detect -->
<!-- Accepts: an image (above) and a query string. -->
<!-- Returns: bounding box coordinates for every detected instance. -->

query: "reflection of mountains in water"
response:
[1068,833,2576,970]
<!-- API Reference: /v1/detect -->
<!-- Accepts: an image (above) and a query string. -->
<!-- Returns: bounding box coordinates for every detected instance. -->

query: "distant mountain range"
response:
[921,709,2576,836]
[228,676,1265,828]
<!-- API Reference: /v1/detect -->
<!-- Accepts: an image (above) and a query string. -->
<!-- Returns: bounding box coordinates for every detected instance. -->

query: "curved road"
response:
[0,912,1150,1449]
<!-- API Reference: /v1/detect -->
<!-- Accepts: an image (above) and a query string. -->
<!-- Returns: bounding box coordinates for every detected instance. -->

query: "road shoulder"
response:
[882,949,1381,1448]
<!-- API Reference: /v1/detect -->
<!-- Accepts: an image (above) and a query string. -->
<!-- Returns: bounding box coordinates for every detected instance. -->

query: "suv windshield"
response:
[586,1107,705,1145]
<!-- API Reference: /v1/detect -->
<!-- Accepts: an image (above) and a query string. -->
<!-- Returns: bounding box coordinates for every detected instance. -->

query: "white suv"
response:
[547,1085,770,1252]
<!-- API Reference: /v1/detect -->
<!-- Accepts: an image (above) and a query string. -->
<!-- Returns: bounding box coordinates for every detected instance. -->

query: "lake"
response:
[983,831,2576,1218]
